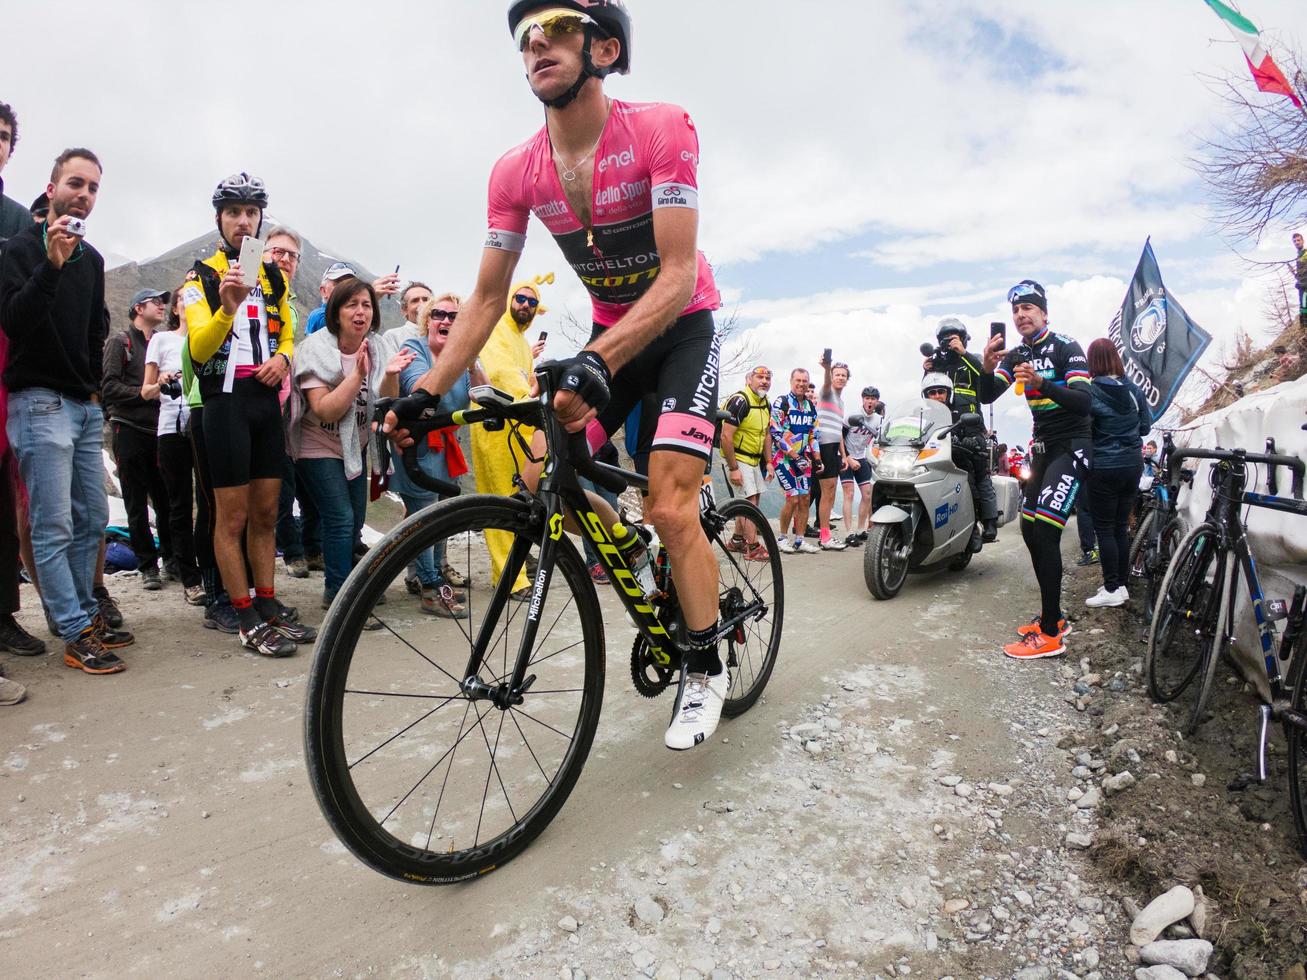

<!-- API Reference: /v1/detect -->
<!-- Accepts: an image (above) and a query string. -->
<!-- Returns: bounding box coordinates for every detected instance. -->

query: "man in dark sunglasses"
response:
[388,0,736,753]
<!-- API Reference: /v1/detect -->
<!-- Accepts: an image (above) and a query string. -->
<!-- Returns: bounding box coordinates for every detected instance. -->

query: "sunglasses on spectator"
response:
[513,294,540,308]
[514,9,598,51]
[430,309,458,322]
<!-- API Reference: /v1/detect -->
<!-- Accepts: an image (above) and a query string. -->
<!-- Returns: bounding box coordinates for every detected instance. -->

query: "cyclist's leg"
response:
[858,469,874,531]
[244,385,286,620]
[204,393,257,630]
[1021,441,1086,637]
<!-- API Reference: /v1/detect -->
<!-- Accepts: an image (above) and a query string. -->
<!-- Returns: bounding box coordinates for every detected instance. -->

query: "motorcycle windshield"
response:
[883,398,952,446]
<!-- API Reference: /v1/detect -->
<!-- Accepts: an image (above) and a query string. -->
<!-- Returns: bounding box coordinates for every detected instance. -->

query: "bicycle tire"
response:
[304,495,605,884]
[1145,517,1190,615]
[1287,627,1307,858]
[710,497,784,717]
[1145,522,1224,731]
[1127,507,1155,580]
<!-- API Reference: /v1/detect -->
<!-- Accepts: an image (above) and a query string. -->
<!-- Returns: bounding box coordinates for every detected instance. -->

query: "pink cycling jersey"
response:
[485,100,720,327]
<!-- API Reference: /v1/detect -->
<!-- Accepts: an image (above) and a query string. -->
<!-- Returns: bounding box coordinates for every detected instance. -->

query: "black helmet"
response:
[861,386,880,399]
[936,316,969,346]
[508,0,632,74]
[211,172,269,211]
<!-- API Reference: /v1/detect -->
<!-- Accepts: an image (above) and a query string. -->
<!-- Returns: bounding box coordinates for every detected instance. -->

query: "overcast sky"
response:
[3,0,1302,444]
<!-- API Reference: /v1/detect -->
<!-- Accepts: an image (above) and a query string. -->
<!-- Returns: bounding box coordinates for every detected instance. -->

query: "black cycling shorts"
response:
[201,377,286,489]
[588,309,721,463]
[818,442,842,480]
[1022,438,1092,530]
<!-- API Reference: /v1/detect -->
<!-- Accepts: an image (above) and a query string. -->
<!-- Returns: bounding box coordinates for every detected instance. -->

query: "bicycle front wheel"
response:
[1145,517,1190,616]
[304,495,606,884]
[1145,521,1225,733]
[1286,630,1307,858]
[1127,506,1155,580]
[710,497,784,717]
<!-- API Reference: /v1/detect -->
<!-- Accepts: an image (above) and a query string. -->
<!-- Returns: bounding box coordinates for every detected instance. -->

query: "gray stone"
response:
[1104,770,1137,795]
[635,896,665,925]
[633,949,656,970]
[558,915,579,933]
[1076,787,1103,809]
[1065,831,1094,849]
[1014,968,1051,980]
[1134,966,1187,980]
[1138,939,1213,976]
[1189,886,1207,939]
[938,775,963,787]
[1130,886,1195,946]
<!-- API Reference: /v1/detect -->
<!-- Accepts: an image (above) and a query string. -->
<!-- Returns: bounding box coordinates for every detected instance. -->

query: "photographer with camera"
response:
[921,317,997,544]
[142,290,202,603]
[104,288,175,592]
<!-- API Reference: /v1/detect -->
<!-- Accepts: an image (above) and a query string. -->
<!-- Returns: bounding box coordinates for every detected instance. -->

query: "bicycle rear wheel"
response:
[1286,631,1307,858]
[1127,506,1155,580]
[710,497,783,717]
[304,495,605,884]
[1145,521,1225,734]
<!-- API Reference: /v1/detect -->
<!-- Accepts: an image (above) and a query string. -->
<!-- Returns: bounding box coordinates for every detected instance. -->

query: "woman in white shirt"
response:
[142,290,203,604]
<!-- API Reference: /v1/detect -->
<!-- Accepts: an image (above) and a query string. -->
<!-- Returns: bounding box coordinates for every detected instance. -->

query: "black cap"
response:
[29,193,48,217]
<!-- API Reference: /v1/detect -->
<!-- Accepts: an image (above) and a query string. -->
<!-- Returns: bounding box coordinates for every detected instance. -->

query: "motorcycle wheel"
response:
[948,549,973,572]
[865,523,910,600]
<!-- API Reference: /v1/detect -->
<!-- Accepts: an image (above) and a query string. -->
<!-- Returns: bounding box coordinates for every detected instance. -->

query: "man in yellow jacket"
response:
[471,278,549,599]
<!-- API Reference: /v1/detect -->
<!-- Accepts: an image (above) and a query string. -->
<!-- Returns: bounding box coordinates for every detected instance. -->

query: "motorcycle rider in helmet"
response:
[922,371,993,552]
[923,318,998,542]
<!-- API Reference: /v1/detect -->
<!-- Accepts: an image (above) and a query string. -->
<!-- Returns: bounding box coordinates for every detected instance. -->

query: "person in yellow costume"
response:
[471,275,551,599]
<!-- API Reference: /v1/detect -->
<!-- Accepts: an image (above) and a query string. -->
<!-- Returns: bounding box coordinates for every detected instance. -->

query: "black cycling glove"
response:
[386,389,443,427]
[558,350,612,415]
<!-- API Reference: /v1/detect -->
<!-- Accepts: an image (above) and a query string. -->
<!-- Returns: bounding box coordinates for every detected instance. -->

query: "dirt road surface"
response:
[4,525,1278,978]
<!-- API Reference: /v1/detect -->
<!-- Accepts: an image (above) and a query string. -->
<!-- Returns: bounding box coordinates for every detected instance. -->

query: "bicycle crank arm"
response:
[1256,702,1271,783]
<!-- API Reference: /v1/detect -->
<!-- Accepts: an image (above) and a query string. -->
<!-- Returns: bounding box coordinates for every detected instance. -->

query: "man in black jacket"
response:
[0,147,133,675]
[0,102,29,242]
[103,288,174,590]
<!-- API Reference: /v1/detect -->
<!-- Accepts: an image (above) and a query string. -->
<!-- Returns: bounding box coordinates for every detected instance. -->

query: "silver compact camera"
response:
[65,217,87,237]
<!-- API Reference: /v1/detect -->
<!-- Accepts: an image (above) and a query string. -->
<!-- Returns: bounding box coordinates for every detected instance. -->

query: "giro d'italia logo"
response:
[1130,295,1167,353]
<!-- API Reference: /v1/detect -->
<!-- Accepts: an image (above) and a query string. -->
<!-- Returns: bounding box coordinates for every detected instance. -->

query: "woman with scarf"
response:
[290,277,414,608]
[392,293,487,618]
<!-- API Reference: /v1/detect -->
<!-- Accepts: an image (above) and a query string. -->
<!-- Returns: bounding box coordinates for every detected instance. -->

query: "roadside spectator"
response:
[305,263,401,336]
[814,354,850,550]
[376,281,433,366]
[142,290,204,604]
[471,281,546,600]
[0,102,27,241]
[391,294,484,616]
[0,147,133,673]
[1142,440,1159,480]
[1074,493,1098,567]
[720,366,775,560]
[1084,338,1150,608]
[771,368,819,554]
[103,288,174,590]
[184,172,308,657]
[840,386,882,546]
[28,194,48,224]
[291,277,411,609]
[262,227,313,578]
[1293,231,1305,329]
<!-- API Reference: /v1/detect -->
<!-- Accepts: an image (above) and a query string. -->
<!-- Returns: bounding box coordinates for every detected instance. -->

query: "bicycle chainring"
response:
[630,635,675,698]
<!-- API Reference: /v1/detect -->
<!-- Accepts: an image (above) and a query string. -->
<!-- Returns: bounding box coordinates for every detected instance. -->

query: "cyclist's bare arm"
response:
[385,247,518,446]
[553,207,699,431]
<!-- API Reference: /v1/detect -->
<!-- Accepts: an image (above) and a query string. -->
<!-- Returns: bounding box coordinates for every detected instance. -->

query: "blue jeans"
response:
[295,456,367,599]
[6,389,109,640]
[398,493,447,587]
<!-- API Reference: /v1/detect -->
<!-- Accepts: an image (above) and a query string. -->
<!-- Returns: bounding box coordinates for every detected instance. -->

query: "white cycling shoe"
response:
[664,666,730,750]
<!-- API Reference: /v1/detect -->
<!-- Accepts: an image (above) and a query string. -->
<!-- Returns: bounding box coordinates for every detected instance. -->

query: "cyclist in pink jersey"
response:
[386,1,731,752]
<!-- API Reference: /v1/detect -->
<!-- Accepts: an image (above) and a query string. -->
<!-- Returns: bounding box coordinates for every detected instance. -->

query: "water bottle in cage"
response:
[699,474,715,515]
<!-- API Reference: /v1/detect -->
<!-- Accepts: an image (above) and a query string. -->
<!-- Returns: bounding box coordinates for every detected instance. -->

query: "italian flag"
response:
[1202,0,1302,107]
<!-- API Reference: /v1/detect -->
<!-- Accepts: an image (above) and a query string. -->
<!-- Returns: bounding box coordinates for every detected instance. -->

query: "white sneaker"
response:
[1086,586,1129,608]
[665,666,730,750]
[793,539,818,554]
[819,537,847,551]
[776,537,795,554]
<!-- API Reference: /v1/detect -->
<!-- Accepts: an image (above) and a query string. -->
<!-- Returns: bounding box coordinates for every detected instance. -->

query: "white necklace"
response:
[551,101,611,182]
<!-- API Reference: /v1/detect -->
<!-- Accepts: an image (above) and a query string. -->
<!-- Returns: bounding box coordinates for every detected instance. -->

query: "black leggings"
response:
[1089,463,1142,591]
[189,407,220,599]
[1021,438,1092,634]
[158,431,200,587]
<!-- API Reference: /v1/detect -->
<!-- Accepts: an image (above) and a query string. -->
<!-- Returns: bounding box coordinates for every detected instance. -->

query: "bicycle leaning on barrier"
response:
[303,362,784,883]
[1144,443,1307,856]
[1127,431,1193,618]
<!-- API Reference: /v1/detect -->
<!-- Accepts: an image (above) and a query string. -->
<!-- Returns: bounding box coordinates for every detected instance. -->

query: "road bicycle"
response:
[304,365,784,883]
[1127,432,1191,617]
[1145,446,1307,856]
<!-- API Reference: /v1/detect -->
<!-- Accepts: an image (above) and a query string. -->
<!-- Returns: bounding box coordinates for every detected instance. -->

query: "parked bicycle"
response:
[1128,432,1192,617]
[304,365,784,883]
[1145,445,1307,856]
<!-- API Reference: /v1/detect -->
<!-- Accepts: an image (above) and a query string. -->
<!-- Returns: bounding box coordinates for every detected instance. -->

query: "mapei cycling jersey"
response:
[485,100,720,327]
[994,327,1091,442]
[769,393,818,469]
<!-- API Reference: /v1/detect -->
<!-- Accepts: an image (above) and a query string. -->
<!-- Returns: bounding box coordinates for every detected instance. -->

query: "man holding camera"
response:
[103,288,174,591]
[923,317,997,545]
[0,148,133,673]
